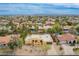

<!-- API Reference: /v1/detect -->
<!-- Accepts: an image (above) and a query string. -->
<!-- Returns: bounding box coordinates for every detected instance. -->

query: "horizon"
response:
[0,3,79,16]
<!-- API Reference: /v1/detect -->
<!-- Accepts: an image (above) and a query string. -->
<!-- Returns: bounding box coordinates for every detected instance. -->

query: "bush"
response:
[73,48,79,51]
[59,46,63,51]
[8,38,23,50]
[42,44,51,51]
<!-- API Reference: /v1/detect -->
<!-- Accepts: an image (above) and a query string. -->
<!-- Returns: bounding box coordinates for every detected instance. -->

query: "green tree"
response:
[34,24,38,32]
[52,22,62,34]
[20,28,28,44]
[8,40,18,50]
[47,28,52,33]
[47,22,62,34]
[8,38,23,50]
[75,24,79,33]
[16,38,23,48]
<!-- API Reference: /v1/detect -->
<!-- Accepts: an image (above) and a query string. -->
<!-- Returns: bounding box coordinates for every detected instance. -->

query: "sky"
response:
[0,3,79,16]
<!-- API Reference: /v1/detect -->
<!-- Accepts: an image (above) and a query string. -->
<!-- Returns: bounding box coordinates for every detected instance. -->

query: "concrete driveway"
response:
[61,44,75,55]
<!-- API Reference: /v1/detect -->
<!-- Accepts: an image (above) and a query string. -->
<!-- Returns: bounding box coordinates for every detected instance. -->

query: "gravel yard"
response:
[15,45,48,56]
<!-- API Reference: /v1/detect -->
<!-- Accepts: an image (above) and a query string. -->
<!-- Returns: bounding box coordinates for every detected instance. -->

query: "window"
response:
[46,42,52,44]
[32,40,34,43]
[40,40,43,45]
[3,44,6,46]
[35,40,37,43]
[40,40,42,43]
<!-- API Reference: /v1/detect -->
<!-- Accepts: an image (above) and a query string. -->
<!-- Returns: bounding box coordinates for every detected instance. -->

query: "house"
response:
[37,23,43,26]
[45,20,55,26]
[43,25,52,30]
[0,34,20,48]
[57,33,76,44]
[10,34,20,41]
[26,38,45,46]
[25,34,53,46]
[0,25,11,31]
[38,26,44,33]
[62,26,72,33]
[0,36,10,48]
[68,17,79,24]
[0,20,9,25]
[44,19,55,30]
[30,26,36,33]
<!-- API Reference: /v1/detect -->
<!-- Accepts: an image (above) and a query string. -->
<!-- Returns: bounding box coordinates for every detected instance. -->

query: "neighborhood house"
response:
[25,34,53,46]
[57,33,76,44]
[0,34,20,48]
[0,36,10,47]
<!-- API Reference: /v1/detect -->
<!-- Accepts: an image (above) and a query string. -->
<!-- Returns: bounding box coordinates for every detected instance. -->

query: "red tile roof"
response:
[0,36,10,44]
[57,33,75,41]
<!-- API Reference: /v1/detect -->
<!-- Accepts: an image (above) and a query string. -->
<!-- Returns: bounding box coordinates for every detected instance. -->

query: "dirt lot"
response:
[15,45,48,56]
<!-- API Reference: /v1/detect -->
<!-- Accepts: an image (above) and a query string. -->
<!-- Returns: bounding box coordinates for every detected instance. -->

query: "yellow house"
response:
[25,38,46,46]
[25,34,53,46]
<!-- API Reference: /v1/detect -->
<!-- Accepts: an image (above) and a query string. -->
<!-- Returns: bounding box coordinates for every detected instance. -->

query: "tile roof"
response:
[0,36,10,44]
[0,34,20,44]
[57,33,75,41]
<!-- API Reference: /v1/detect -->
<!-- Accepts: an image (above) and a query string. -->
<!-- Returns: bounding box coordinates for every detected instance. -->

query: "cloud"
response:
[0,3,79,15]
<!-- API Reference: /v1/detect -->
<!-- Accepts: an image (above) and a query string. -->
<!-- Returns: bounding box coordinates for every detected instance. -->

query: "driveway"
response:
[61,44,75,55]
[47,43,59,55]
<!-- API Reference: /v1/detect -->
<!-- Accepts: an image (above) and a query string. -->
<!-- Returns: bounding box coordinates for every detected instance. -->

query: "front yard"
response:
[73,48,79,55]
[0,48,15,55]
[15,44,51,56]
